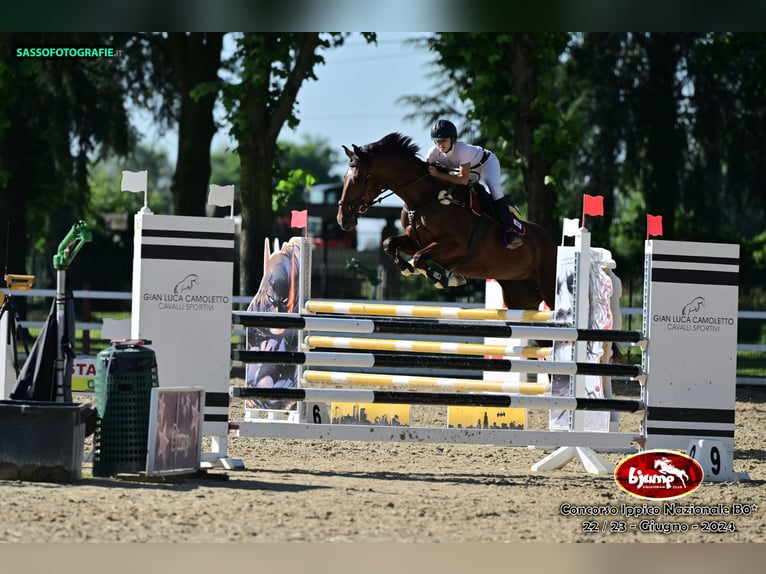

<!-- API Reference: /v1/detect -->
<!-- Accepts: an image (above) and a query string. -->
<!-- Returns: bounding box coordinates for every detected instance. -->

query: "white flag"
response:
[208,184,235,208]
[121,170,148,193]
[562,217,580,237]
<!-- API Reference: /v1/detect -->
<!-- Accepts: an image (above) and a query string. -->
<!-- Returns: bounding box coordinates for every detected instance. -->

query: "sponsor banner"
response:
[72,357,97,393]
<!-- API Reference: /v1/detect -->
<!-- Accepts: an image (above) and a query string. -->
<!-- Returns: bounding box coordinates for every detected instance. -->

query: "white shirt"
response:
[426,140,487,171]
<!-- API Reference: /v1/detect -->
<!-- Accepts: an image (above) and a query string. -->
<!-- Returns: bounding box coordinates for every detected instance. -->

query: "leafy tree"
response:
[561,33,766,304]
[118,32,224,216]
[210,146,241,191]
[217,32,375,296]
[0,33,132,289]
[66,145,173,293]
[279,135,340,186]
[416,32,575,234]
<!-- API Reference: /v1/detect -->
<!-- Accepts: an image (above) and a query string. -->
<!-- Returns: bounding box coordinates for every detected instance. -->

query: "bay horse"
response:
[337,132,558,312]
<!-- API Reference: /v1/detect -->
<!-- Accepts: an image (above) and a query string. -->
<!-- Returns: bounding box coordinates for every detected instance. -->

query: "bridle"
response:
[338,156,430,217]
[337,159,375,216]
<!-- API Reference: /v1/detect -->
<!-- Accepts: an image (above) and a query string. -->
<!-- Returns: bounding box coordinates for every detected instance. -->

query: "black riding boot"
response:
[492,197,523,250]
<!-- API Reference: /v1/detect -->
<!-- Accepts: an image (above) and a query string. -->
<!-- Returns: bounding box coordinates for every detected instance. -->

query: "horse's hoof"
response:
[448,273,467,287]
[400,269,414,276]
[433,281,445,289]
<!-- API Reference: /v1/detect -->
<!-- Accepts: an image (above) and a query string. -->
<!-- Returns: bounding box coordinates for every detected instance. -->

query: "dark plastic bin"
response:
[92,342,159,477]
[0,400,91,482]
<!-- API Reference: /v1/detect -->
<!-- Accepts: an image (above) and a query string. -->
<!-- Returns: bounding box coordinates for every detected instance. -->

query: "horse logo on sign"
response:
[681,296,705,316]
[654,457,690,488]
[173,273,199,295]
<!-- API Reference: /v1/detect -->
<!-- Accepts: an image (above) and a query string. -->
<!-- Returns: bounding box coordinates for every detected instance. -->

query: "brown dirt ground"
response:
[1,382,764,544]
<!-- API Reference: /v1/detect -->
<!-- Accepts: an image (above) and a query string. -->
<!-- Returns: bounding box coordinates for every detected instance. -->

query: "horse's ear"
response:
[352,144,363,157]
[342,145,354,160]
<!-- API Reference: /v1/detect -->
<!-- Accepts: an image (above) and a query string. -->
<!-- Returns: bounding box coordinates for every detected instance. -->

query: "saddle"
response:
[431,163,525,234]
[438,183,510,225]
[467,184,493,218]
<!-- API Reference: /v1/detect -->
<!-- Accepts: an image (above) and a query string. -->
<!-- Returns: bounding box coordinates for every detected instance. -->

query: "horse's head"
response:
[337,143,375,231]
[337,133,425,231]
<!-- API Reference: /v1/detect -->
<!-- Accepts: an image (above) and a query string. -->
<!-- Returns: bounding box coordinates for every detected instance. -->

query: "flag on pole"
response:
[647,214,663,239]
[562,217,580,238]
[121,170,148,192]
[121,170,149,212]
[291,209,308,232]
[582,194,604,227]
[208,184,235,217]
[583,194,604,216]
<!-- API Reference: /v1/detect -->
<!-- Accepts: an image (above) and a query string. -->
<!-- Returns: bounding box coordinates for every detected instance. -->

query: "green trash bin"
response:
[92,341,159,477]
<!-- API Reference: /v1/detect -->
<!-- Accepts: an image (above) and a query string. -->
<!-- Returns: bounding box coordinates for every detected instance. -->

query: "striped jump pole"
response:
[231,386,645,413]
[304,335,552,359]
[304,299,554,322]
[302,370,550,395]
[231,350,644,380]
[232,311,646,345]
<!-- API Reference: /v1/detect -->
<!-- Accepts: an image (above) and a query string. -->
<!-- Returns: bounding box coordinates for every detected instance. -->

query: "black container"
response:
[92,342,158,477]
[0,400,92,482]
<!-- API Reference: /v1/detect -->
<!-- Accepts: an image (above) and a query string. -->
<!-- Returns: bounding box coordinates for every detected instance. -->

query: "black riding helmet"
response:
[431,119,457,141]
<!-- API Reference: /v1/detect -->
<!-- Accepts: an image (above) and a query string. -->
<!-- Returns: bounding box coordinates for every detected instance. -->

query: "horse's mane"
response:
[362,132,421,159]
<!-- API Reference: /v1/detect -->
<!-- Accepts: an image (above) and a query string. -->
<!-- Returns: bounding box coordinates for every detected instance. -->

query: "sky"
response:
[138,32,446,179]
[278,32,441,178]
[136,32,450,247]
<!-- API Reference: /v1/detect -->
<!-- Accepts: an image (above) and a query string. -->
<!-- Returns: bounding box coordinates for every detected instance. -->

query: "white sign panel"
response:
[131,213,235,437]
[643,240,739,451]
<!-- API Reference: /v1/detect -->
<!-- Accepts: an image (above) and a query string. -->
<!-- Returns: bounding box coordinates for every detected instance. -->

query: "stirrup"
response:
[504,229,523,250]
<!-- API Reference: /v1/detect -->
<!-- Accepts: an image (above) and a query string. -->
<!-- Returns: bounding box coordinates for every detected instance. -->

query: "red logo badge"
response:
[615,450,704,500]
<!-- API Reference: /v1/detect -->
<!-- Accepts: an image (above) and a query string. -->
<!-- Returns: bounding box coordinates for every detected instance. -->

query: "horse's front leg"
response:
[382,233,417,276]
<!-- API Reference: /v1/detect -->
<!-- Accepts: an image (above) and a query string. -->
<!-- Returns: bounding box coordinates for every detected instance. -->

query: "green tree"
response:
[218,32,374,296]
[417,32,575,234]
[118,32,224,216]
[0,32,132,288]
[279,135,340,185]
[71,145,172,292]
[210,146,241,191]
[565,33,766,255]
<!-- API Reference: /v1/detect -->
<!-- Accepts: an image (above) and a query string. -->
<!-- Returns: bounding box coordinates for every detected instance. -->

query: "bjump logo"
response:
[174,273,199,294]
[615,451,704,500]
[681,296,705,316]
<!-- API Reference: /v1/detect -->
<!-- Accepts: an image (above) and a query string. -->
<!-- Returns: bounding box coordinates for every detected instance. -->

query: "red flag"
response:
[291,209,308,229]
[647,214,663,238]
[583,194,604,217]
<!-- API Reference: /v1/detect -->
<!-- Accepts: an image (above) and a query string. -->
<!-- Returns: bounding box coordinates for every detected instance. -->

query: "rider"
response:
[425,119,523,249]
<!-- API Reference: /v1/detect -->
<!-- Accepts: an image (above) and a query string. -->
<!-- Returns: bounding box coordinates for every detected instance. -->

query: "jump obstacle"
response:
[301,369,549,395]
[303,299,554,322]
[232,310,645,343]
[303,335,553,359]
[117,201,742,481]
